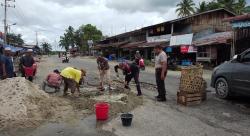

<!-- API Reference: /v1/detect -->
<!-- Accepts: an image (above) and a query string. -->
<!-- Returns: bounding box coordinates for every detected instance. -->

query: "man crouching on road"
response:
[43,69,62,92]
[114,62,142,96]
[60,67,86,97]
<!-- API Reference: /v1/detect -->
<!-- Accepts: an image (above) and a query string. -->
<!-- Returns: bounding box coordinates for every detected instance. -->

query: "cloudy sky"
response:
[0,0,249,50]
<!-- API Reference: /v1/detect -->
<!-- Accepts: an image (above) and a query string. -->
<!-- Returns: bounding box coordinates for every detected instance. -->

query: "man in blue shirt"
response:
[2,47,14,79]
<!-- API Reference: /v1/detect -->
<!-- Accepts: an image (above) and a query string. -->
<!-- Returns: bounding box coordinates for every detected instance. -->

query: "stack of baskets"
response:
[177,64,207,106]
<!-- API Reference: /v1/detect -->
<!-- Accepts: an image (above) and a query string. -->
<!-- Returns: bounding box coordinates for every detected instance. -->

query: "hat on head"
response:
[27,49,33,52]
[4,47,11,51]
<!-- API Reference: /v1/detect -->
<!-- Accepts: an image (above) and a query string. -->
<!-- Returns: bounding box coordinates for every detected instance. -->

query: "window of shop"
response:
[198,46,210,57]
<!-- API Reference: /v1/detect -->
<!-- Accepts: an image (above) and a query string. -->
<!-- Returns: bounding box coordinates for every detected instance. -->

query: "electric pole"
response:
[35,31,38,47]
[1,0,15,45]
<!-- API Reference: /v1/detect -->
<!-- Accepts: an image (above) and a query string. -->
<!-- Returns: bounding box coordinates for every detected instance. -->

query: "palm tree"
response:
[41,42,52,54]
[217,0,236,12]
[176,0,195,17]
[234,0,246,15]
[196,1,208,13]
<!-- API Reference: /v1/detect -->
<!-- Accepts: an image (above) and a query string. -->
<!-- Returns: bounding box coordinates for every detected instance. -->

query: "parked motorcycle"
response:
[62,56,69,63]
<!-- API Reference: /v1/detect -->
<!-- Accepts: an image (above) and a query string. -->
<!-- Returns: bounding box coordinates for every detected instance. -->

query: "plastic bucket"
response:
[121,113,133,127]
[95,103,109,120]
[24,67,34,77]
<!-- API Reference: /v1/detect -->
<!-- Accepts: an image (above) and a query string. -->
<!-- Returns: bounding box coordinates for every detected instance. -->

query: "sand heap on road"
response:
[0,77,73,129]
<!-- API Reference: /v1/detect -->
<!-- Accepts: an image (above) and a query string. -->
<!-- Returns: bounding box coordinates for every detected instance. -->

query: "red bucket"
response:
[95,103,109,120]
[24,67,34,77]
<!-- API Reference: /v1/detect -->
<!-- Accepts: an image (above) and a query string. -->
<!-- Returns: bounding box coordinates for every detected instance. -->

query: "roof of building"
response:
[223,13,250,22]
[143,8,236,30]
[193,31,232,46]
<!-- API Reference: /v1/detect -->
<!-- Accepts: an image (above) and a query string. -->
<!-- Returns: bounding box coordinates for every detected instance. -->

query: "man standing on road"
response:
[154,45,167,102]
[97,54,111,91]
[60,67,86,97]
[20,49,35,77]
[114,62,142,96]
[2,47,14,79]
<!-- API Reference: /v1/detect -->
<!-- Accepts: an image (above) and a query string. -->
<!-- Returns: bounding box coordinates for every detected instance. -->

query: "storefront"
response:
[224,14,250,55]
[168,33,196,66]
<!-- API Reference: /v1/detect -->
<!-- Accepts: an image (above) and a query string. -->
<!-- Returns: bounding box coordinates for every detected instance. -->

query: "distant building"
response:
[93,8,235,67]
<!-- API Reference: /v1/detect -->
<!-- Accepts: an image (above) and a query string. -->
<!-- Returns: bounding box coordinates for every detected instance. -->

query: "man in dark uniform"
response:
[114,62,142,96]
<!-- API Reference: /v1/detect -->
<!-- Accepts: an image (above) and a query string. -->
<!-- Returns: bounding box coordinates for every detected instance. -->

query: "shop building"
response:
[93,8,235,66]
[224,13,250,55]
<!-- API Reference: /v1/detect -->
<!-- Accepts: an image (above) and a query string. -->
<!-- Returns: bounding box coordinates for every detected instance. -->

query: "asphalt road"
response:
[8,56,249,136]
[68,56,250,136]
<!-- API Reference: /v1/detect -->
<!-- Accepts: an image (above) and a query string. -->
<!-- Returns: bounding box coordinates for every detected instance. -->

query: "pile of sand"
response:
[0,77,143,131]
[0,77,73,129]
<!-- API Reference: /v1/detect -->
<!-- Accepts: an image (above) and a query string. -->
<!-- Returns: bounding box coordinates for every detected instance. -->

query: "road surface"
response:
[4,56,250,136]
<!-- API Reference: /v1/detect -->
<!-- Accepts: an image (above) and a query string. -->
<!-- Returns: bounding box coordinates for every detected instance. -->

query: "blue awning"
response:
[3,45,24,52]
[232,21,250,28]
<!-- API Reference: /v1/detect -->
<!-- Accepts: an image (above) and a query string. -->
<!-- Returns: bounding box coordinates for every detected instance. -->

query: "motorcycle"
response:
[62,56,69,63]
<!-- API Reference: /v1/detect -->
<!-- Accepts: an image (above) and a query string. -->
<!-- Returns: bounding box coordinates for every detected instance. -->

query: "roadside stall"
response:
[169,34,197,66]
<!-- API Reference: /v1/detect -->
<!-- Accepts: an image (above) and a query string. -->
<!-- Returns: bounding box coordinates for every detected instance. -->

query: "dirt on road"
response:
[0,58,143,134]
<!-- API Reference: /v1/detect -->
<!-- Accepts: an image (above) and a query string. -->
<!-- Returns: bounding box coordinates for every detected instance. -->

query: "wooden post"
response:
[171,24,174,34]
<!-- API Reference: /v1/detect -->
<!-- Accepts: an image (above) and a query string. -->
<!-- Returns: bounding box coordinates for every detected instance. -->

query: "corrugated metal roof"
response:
[193,31,232,46]
[223,13,250,22]
[143,8,236,30]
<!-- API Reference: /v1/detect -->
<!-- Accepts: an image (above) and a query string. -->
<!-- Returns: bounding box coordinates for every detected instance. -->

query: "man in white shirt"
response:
[154,45,167,102]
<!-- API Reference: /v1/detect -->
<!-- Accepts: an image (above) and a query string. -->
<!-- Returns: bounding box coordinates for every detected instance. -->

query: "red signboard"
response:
[180,45,189,53]
[180,45,197,53]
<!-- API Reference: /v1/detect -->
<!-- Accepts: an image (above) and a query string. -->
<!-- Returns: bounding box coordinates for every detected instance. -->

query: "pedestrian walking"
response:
[114,62,142,96]
[96,54,111,91]
[154,45,168,102]
[60,67,86,97]
[2,47,14,79]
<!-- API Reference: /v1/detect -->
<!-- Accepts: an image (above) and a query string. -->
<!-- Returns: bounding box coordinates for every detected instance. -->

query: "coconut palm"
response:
[196,1,208,13]
[217,0,236,12]
[234,0,246,14]
[176,0,195,17]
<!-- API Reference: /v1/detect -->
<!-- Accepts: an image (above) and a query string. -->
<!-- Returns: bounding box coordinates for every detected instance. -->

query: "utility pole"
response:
[35,31,38,46]
[1,0,15,45]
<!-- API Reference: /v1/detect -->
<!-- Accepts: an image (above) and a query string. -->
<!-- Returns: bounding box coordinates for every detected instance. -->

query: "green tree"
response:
[243,5,250,13]
[196,1,208,13]
[59,26,75,51]
[176,0,195,17]
[59,24,103,52]
[6,33,24,45]
[41,42,52,54]
[206,1,221,10]
[217,0,236,11]
[234,0,246,14]
[204,0,246,15]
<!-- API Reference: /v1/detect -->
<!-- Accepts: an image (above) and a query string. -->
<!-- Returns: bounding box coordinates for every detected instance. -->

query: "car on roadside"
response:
[211,48,250,99]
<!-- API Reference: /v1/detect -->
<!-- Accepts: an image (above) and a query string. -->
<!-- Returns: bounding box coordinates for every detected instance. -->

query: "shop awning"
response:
[121,41,146,49]
[3,44,24,52]
[193,32,232,46]
[121,41,167,49]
